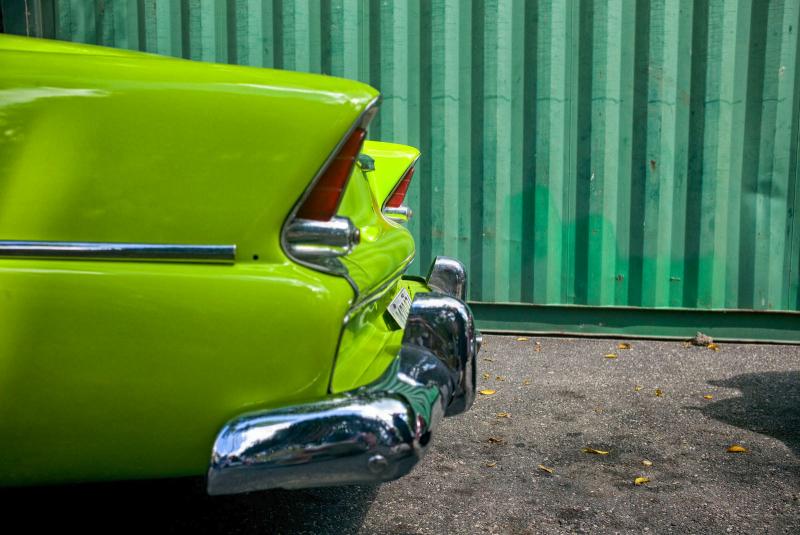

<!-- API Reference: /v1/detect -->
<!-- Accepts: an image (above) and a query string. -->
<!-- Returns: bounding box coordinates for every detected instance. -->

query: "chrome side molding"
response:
[0,240,235,264]
[427,256,467,301]
[383,205,413,221]
[284,216,360,259]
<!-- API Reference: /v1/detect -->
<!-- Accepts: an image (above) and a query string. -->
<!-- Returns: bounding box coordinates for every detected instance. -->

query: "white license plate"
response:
[386,287,412,328]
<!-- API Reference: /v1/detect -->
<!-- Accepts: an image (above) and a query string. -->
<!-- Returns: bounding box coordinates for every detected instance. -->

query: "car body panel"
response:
[336,163,415,299]
[0,34,378,264]
[360,140,420,209]
[0,259,353,485]
[0,35,466,491]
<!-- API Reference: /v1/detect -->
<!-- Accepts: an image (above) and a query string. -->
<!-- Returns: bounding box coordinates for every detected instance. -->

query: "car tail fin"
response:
[282,99,379,281]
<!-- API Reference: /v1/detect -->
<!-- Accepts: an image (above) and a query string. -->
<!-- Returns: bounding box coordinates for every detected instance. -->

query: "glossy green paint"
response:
[0,35,424,485]
[337,155,415,297]
[331,141,421,392]
[361,140,420,208]
[0,34,377,263]
[0,260,349,485]
[331,276,430,394]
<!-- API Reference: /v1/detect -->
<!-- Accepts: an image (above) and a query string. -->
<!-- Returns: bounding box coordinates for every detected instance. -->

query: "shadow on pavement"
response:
[0,476,376,534]
[701,371,800,457]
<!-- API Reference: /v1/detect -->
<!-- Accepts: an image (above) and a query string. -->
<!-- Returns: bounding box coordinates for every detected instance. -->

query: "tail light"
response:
[385,165,415,208]
[282,98,378,279]
[297,128,366,221]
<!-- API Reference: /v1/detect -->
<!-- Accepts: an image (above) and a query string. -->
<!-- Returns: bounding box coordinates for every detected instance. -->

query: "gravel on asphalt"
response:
[2,335,798,534]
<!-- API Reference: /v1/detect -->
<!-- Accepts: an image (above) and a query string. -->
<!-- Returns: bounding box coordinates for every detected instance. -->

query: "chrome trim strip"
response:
[207,292,478,495]
[0,240,235,264]
[383,205,413,221]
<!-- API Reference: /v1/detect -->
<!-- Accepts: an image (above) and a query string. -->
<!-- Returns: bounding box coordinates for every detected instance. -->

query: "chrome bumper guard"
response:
[206,256,479,495]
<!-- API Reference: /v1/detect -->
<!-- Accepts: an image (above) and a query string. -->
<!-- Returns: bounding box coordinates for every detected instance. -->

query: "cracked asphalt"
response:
[2,335,799,533]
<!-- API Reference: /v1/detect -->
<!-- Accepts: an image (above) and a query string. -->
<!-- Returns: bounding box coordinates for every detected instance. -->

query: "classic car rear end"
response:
[0,35,478,494]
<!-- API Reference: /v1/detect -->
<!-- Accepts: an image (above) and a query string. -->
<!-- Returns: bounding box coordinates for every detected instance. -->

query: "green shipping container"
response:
[2,0,799,341]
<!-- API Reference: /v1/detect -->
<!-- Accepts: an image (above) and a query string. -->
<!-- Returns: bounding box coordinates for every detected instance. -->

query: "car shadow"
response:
[699,371,800,457]
[0,476,377,534]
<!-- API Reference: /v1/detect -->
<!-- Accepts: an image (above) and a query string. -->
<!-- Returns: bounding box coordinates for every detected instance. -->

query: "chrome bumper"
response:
[207,256,478,495]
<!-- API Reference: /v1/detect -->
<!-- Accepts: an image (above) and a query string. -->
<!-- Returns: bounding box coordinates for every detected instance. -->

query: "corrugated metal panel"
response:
[4,0,800,313]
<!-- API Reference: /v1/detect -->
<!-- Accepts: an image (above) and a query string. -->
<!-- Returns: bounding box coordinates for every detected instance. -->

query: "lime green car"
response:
[0,35,479,494]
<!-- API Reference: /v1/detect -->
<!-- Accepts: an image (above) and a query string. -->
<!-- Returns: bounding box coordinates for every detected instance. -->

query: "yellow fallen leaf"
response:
[516,337,529,341]
[703,394,713,400]
[485,461,497,468]
[707,343,719,351]
[488,437,504,444]
[482,372,490,380]
[479,389,497,396]
[655,388,663,397]
[523,379,531,385]
[604,353,618,359]
[496,412,511,418]
[582,448,610,455]
[634,385,643,392]
[641,460,653,467]
[618,342,632,350]
[634,476,650,486]
[537,464,554,474]
[495,375,505,381]
[727,444,748,453]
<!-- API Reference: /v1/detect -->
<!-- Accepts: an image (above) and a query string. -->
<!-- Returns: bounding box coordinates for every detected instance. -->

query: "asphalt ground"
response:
[2,335,799,533]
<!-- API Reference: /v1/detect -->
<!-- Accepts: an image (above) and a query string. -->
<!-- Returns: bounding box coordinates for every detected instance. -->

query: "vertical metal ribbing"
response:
[7,0,800,314]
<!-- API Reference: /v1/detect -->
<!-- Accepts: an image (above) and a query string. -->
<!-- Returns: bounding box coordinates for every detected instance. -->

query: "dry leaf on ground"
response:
[707,343,720,351]
[516,337,529,341]
[496,412,511,418]
[634,476,650,486]
[727,444,748,453]
[582,447,610,455]
[523,379,531,385]
[485,461,497,468]
[479,389,497,396]
[618,342,632,349]
[604,353,618,359]
[537,464,554,474]
[495,375,505,381]
[483,357,495,362]
[534,342,542,352]
[703,394,713,400]
[655,388,663,397]
[482,373,490,380]
[488,437,505,444]
[634,385,643,392]
[691,332,714,346]
[641,460,653,467]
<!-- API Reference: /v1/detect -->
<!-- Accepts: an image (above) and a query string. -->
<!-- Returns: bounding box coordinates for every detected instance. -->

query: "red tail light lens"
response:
[386,165,415,208]
[297,128,366,221]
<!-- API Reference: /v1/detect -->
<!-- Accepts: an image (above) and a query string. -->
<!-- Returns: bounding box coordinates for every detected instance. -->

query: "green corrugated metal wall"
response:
[3,0,800,339]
